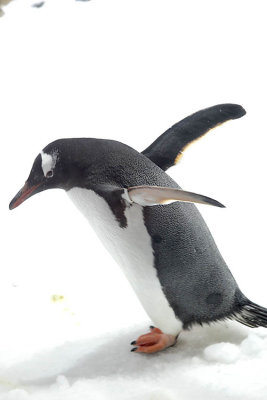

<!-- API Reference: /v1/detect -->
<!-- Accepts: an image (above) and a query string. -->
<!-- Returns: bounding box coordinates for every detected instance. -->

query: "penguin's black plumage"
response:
[142,103,246,170]
[9,104,267,352]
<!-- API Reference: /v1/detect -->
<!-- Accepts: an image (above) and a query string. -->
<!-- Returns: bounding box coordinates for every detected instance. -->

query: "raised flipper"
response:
[142,104,246,171]
[123,185,225,208]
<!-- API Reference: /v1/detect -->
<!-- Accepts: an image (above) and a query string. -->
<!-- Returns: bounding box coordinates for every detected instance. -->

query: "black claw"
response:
[131,347,137,352]
[131,340,136,345]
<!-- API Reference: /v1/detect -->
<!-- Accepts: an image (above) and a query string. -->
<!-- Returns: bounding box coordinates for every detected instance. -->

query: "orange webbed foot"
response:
[131,326,178,354]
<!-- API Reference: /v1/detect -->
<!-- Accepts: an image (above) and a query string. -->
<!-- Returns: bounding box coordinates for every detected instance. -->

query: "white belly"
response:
[68,187,182,335]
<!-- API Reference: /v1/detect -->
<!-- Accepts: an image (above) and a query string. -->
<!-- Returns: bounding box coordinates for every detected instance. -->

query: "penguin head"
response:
[9,140,75,210]
[9,137,144,210]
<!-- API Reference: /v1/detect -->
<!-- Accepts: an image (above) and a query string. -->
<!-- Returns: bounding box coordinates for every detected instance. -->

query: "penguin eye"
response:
[46,170,54,178]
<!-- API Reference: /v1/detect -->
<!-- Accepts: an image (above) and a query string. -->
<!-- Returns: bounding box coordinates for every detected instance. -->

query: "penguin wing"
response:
[142,104,246,171]
[123,186,225,208]
[94,184,224,228]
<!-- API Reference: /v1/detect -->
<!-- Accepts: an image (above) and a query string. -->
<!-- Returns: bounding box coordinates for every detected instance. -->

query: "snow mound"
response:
[3,390,29,400]
[203,342,241,364]
[241,334,266,356]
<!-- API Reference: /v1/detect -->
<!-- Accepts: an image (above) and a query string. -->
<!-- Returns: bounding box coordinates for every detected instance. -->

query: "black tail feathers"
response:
[234,300,267,328]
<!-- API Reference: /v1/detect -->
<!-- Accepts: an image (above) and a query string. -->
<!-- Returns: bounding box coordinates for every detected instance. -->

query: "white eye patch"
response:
[41,150,58,176]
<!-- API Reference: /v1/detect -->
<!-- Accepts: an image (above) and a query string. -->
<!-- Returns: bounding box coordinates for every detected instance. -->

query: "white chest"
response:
[67,187,182,335]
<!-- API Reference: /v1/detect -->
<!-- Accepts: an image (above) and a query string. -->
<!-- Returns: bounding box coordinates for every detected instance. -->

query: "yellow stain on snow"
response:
[51,294,76,317]
[51,294,64,303]
[0,378,24,391]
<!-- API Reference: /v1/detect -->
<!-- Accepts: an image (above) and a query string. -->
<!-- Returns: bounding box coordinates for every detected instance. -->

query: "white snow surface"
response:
[1,0,267,399]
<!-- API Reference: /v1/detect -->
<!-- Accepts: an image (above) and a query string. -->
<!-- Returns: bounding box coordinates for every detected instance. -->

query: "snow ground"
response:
[1,320,267,400]
[1,0,267,399]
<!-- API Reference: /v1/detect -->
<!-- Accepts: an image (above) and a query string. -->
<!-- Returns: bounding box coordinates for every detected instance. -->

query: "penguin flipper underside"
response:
[124,185,225,208]
[94,184,224,228]
[142,103,246,171]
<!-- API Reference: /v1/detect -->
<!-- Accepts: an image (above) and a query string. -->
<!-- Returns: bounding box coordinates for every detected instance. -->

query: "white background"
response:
[0,0,267,399]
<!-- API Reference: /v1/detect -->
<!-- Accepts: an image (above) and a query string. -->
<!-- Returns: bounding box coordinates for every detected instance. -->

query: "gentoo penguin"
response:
[9,104,267,353]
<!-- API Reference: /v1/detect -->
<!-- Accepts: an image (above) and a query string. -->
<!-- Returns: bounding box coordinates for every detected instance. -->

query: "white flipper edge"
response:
[123,186,225,208]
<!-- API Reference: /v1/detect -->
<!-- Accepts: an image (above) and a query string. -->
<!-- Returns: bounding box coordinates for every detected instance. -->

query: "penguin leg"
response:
[131,327,178,354]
